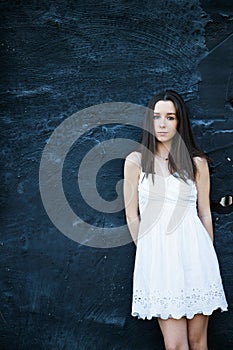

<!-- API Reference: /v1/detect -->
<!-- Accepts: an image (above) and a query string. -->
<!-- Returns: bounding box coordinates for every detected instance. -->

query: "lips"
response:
[157,132,168,135]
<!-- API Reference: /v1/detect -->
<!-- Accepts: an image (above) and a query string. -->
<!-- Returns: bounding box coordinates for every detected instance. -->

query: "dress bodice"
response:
[138,169,198,226]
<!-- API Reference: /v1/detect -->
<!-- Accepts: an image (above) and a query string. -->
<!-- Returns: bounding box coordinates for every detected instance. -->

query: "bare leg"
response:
[187,314,209,350]
[157,316,189,350]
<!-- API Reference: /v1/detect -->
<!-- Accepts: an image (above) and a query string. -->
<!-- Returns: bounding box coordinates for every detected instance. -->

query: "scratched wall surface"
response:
[1,0,232,349]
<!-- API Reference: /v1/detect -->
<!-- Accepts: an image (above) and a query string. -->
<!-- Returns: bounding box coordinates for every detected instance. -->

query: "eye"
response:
[153,115,160,119]
[167,116,176,120]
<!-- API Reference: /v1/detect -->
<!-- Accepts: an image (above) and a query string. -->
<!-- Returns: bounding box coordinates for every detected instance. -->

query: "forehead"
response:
[153,100,176,113]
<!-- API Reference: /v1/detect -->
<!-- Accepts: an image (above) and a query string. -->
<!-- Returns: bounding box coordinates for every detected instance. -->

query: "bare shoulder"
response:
[193,156,208,167]
[124,151,141,180]
[193,156,209,179]
[125,151,141,168]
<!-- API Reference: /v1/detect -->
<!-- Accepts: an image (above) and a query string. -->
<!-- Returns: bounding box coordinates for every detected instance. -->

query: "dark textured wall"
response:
[1,1,232,349]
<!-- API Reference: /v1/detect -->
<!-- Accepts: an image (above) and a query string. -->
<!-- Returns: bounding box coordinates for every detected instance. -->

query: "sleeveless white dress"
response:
[131,160,228,320]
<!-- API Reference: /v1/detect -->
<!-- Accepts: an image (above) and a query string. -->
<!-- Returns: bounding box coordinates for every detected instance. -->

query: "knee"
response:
[188,316,208,350]
[189,344,206,350]
[189,336,207,350]
[165,342,188,350]
[165,345,178,350]
[165,345,177,350]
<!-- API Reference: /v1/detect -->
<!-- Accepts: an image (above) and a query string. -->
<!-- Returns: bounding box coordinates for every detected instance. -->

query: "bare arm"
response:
[194,156,214,243]
[123,152,141,246]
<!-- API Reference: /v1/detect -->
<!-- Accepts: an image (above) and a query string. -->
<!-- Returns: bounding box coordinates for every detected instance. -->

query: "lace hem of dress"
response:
[131,283,228,320]
[131,305,228,320]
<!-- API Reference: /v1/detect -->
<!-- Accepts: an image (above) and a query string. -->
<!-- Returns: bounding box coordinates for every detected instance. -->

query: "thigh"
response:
[157,317,189,348]
[187,314,209,343]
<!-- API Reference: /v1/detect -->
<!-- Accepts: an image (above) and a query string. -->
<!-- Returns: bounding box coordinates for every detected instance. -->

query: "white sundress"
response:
[131,165,228,320]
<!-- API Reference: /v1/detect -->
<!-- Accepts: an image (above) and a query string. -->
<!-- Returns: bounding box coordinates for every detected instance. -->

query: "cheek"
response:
[172,120,178,129]
[167,122,177,131]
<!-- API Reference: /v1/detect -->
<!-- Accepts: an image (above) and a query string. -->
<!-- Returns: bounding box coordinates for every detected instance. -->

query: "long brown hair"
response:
[136,90,208,184]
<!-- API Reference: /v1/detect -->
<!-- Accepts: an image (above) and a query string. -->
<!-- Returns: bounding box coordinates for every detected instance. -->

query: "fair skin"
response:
[124,100,213,350]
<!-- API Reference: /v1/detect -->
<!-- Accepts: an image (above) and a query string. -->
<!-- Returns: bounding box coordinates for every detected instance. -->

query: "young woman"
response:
[123,90,228,350]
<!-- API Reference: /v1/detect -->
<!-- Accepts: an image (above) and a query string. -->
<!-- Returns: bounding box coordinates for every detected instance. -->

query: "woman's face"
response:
[153,100,178,144]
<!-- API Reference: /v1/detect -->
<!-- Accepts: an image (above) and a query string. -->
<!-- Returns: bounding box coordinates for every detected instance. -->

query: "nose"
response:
[159,117,166,128]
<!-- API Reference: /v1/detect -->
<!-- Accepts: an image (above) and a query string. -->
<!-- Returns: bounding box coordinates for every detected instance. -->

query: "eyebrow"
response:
[153,112,176,115]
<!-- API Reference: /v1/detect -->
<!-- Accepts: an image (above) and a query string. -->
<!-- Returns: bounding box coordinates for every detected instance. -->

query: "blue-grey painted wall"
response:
[1,1,232,349]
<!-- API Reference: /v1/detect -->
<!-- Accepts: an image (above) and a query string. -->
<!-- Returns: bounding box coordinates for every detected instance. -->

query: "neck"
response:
[156,143,170,158]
